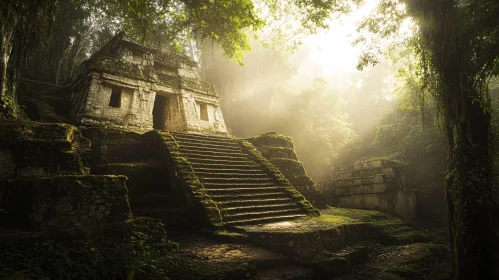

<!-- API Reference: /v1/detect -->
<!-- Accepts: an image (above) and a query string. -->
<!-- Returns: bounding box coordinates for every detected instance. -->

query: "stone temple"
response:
[68,31,227,133]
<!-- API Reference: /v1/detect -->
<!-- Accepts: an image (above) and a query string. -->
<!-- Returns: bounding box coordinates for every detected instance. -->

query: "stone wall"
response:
[331,159,418,220]
[3,176,131,231]
[0,122,136,234]
[180,89,227,134]
[77,72,156,131]
[246,132,327,208]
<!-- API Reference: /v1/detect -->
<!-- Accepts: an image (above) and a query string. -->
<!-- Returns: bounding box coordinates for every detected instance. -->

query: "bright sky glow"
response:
[292,1,379,76]
[289,0,415,93]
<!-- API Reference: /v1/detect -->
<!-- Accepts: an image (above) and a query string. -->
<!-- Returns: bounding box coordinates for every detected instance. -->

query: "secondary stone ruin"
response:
[321,159,418,220]
[68,31,227,133]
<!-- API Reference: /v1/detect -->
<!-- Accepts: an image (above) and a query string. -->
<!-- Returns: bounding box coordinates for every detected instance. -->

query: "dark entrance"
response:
[153,94,168,130]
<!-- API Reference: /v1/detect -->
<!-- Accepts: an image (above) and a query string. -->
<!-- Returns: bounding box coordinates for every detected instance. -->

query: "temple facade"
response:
[69,32,227,133]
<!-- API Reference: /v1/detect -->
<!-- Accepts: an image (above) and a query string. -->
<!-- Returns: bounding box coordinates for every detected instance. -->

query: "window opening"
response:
[199,103,209,121]
[109,87,122,108]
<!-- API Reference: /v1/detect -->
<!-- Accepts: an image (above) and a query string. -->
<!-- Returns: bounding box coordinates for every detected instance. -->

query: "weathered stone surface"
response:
[3,175,131,231]
[328,159,417,220]
[82,127,155,164]
[0,121,86,180]
[336,191,417,219]
[336,174,388,188]
[337,159,397,173]
[69,31,227,134]
[336,183,390,196]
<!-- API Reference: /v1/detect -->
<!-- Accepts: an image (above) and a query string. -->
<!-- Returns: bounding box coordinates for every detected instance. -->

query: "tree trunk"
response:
[0,8,17,119]
[445,95,499,279]
[439,43,499,280]
[422,0,499,278]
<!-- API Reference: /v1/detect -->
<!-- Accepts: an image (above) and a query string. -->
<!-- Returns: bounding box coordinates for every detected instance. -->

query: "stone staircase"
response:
[170,132,308,226]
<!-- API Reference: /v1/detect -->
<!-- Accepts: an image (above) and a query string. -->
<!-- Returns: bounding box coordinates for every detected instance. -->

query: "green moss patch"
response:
[246,132,294,148]
[243,132,327,208]
[142,130,223,226]
[0,121,86,177]
[237,139,319,217]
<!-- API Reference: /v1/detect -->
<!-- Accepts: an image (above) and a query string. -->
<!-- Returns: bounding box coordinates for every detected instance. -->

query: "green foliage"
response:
[21,0,95,84]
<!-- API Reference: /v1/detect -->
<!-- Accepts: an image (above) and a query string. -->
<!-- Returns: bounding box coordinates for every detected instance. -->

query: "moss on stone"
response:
[17,79,71,123]
[246,132,294,148]
[244,132,327,208]
[82,127,154,165]
[0,121,86,178]
[142,130,223,227]
[236,139,319,217]
[84,55,157,82]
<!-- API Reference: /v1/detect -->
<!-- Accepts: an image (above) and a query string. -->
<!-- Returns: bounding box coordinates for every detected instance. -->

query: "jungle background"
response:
[2,0,499,278]
[11,0,494,222]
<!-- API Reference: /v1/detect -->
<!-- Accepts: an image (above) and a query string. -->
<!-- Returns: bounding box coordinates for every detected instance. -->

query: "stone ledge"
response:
[336,183,391,196]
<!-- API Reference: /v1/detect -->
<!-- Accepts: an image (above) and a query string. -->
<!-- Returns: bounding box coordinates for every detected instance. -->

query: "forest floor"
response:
[0,207,450,279]
[166,207,451,280]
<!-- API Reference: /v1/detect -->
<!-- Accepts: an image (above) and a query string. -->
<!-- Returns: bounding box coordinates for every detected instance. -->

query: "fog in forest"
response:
[200,29,402,183]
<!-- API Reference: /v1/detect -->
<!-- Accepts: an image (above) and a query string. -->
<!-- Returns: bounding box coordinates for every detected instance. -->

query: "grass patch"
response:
[316,214,355,224]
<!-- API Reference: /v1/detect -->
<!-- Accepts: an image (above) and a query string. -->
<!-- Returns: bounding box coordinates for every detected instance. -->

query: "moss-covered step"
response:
[179,144,243,154]
[189,161,260,169]
[194,170,269,179]
[201,177,274,185]
[246,132,327,209]
[208,192,291,202]
[170,132,317,226]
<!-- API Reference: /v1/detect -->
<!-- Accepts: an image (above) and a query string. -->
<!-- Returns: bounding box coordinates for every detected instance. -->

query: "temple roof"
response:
[73,31,217,96]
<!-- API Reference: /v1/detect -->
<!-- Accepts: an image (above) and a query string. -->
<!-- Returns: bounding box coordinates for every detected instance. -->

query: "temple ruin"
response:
[68,31,227,133]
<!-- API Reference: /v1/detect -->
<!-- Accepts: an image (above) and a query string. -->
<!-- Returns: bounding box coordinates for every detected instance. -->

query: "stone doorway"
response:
[153,94,168,130]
